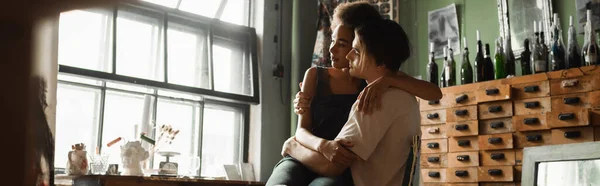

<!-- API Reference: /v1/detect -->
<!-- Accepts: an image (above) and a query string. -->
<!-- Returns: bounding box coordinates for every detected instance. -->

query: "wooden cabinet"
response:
[419,68,599,185]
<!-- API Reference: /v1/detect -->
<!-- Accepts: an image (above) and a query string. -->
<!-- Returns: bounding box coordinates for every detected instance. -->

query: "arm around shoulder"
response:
[387,72,442,100]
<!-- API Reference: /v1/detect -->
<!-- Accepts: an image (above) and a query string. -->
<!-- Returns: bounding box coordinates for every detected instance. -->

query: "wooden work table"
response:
[56,175,265,186]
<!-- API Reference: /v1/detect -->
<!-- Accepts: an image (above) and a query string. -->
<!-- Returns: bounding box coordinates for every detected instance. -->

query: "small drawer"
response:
[421,168,447,183]
[480,183,516,186]
[446,105,478,122]
[515,166,522,182]
[420,153,448,168]
[446,120,478,137]
[419,97,449,111]
[546,109,590,128]
[479,133,514,150]
[550,74,600,96]
[590,91,600,107]
[421,124,447,139]
[551,93,590,112]
[421,109,447,125]
[446,167,478,183]
[514,97,551,116]
[448,151,479,167]
[480,117,515,135]
[514,130,552,148]
[511,81,550,100]
[551,126,594,145]
[477,84,511,103]
[448,136,479,152]
[445,91,478,107]
[478,166,514,182]
[478,100,514,120]
[422,139,448,154]
[480,149,516,166]
[447,184,479,186]
[515,149,523,165]
[513,114,549,131]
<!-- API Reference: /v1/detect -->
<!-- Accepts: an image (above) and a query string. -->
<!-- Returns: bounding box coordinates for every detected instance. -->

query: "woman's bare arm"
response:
[389,71,442,100]
[294,67,328,152]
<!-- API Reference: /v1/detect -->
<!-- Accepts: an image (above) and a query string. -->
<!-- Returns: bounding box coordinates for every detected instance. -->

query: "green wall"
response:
[399,0,582,82]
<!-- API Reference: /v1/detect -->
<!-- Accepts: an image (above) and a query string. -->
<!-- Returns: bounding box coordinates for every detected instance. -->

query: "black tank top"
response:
[310,67,367,140]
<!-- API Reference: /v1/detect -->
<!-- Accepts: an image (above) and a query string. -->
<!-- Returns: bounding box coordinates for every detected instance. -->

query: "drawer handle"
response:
[488,105,502,113]
[488,169,503,176]
[457,155,470,161]
[457,140,470,146]
[525,101,540,108]
[427,127,440,134]
[455,170,468,177]
[427,156,440,162]
[491,153,505,160]
[455,94,468,103]
[427,142,439,148]
[428,171,440,178]
[455,124,469,131]
[523,118,539,125]
[486,88,500,95]
[490,121,505,129]
[564,131,581,138]
[488,137,503,144]
[524,85,539,92]
[455,109,468,116]
[563,97,581,105]
[561,79,579,88]
[427,113,439,119]
[558,113,575,120]
[526,134,542,141]
[428,100,440,105]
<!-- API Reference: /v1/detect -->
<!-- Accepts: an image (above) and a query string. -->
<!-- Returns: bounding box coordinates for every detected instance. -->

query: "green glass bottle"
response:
[446,38,457,86]
[460,37,473,84]
[494,37,506,79]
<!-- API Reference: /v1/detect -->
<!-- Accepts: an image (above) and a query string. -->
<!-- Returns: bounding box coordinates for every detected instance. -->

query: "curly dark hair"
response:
[355,19,411,71]
[331,1,382,31]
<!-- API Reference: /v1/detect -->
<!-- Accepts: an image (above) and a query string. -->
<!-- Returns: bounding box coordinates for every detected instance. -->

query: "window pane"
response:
[179,0,222,18]
[212,41,252,95]
[201,106,242,177]
[153,99,200,171]
[220,0,247,26]
[58,10,112,72]
[55,83,101,168]
[157,90,203,101]
[101,91,147,166]
[142,0,179,8]
[116,10,164,81]
[167,24,210,88]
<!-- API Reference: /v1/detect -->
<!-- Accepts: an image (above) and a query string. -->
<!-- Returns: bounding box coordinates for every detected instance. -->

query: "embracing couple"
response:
[266,2,442,186]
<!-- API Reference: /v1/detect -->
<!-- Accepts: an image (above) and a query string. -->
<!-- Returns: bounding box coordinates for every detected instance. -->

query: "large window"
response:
[55,1,255,177]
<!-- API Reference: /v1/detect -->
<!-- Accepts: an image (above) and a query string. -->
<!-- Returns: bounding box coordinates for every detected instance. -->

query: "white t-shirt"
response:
[335,88,420,186]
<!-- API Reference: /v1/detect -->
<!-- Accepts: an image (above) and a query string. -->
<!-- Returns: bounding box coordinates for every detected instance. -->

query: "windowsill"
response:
[55,174,265,186]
